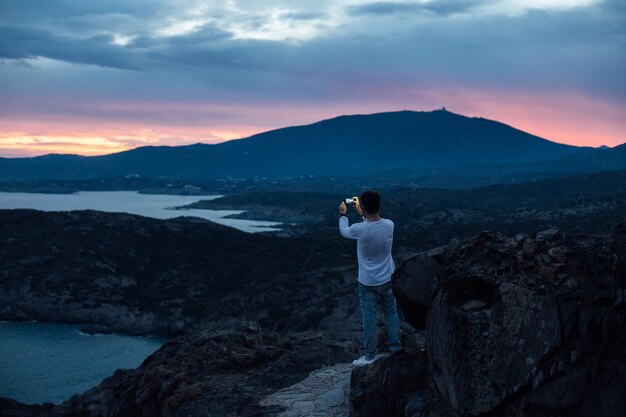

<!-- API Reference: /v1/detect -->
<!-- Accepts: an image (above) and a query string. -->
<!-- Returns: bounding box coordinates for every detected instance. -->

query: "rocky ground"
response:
[1,189,625,417]
[0,320,357,417]
[354,223,626,417]
[259,362,353,417]
[3,225,623,417]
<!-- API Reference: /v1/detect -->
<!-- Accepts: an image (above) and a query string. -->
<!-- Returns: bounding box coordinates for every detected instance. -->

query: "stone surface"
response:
[350,351,428,417]
[391,253,441,329]
[461,299,486,311]
[427,279,561,415]
[260,362,353,417]
[391,226,626,417]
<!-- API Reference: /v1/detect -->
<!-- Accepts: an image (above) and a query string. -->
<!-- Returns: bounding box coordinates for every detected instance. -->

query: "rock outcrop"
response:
[352,225,625,417]
[0,319,355,417]
[350,351,428,417]
[260,362,353,417]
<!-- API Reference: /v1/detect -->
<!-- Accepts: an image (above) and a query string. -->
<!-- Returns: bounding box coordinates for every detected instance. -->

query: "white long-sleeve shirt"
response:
[339,215,395,286]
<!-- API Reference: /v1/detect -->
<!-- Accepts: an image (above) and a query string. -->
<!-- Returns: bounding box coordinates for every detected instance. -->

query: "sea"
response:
[0,321,165,405]
[0,190,282,232]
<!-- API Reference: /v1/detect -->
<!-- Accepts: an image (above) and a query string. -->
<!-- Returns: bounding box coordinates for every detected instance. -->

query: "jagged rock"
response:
[427,279,561,415]
[536,228,561,241]
[522,237,537,256]
[461,299,486,311]
[350,351,428,417]
[391,226,626,417]
[404,392,430,417]
[548,246,566,263]
[392,254,441,329]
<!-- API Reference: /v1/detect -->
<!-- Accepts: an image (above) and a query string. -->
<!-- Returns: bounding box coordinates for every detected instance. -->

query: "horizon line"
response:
[1,108,621,159]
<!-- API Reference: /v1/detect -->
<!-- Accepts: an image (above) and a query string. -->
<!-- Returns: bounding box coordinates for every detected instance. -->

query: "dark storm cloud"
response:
[348,1,480,17]
[348,2,426,16]
[164,24,234,45]
[0,20,240,71]
[0,25,140,70]
[0,0,171,22]
[0,0,624,111]
[279,11,328,20]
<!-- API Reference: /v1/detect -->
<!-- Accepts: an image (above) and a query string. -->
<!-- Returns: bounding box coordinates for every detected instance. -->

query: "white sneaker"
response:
[352,356,376,366]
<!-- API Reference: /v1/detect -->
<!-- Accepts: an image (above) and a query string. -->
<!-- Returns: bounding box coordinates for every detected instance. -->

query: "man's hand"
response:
[355,203,363,216]
[339,201,347,215]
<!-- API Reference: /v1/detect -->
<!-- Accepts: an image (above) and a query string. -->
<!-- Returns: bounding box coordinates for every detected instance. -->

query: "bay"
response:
[0,321,165,405]
[0,191,281,232]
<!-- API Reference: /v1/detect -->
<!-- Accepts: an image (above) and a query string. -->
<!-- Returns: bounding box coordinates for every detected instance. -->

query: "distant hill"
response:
[189,168,626,247]
[0,109,618,181]
[0,209,354,336]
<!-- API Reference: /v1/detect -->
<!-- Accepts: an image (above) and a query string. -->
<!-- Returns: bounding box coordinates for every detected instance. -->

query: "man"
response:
[339,190,401,366]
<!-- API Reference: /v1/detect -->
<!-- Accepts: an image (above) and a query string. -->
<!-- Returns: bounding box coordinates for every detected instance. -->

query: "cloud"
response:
[348,1,480,17]
[0,25,141,70]
[279,11,328,20]
[0,0,624,155]
[0,0,623,99]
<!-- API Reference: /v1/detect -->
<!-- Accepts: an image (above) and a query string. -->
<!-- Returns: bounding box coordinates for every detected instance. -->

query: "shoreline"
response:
[0,317,170,339]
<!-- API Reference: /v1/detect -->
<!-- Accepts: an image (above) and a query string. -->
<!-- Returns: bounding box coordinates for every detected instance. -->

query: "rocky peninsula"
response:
[0,209,361,338]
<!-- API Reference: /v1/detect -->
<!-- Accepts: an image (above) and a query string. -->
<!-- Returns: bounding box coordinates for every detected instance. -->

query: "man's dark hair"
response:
[360,190,381,214]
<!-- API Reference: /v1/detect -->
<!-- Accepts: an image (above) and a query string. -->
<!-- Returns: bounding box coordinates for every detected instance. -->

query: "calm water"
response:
[0,321,165,405]
[0,191,282,232]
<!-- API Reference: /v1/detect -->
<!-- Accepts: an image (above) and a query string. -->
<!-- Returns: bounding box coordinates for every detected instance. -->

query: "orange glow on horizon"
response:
[0,123,263,158]
[0,137,134,157]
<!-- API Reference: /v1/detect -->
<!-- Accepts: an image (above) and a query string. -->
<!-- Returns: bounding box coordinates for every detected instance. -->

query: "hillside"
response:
[0,210,358,337]
[0,110,595,181]
[1,169,624,341]
[185,168,626,249]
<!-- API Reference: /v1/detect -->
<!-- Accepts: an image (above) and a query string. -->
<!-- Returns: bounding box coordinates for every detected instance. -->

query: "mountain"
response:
[0,109,605,181]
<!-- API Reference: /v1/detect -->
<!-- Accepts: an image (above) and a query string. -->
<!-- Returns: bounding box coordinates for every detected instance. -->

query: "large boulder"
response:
[390,226,626,417]
[392,251,442,329]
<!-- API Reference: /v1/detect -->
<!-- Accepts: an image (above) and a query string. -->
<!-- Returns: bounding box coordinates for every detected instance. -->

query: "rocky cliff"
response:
[0,319,355,417]
[352,225,626,417]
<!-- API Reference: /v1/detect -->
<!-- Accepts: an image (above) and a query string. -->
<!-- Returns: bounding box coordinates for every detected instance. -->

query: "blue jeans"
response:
[358,281,402,360]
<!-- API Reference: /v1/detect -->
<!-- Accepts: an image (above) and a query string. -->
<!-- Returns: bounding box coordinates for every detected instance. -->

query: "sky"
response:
[0,0,624,157]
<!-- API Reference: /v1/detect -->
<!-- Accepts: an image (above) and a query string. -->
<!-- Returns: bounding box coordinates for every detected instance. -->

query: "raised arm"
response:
[338,201,362,239]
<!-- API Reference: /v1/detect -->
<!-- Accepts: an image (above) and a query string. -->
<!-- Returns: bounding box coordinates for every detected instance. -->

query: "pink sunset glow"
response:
[1,87,623,158]
[1,1,623,158]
